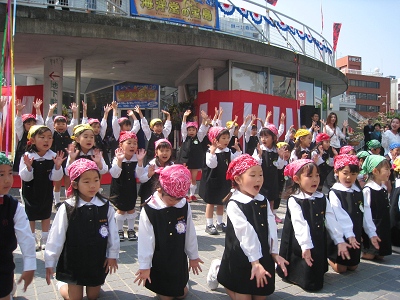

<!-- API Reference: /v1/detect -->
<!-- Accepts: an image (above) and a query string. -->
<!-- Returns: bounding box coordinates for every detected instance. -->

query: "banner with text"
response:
[130,0,219,29]
[114,82,159,109]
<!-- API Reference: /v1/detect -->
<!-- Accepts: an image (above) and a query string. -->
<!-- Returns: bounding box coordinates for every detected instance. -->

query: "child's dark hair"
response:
[73,129,96,151]
[222,181,238,203]
[26,127,52,152]
[336,164,360,174]
[312,142,334,157]
[155,141,173,167]
[216,129,230,141]
[142,180,180,206]
[23,117,36,125]
[289,162,318,194]
[259,128,277,147]
[119,119,132,128]
[251,125,257,130]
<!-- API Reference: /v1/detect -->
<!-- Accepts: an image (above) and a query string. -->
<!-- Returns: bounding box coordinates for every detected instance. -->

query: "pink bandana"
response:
[155,138,172,150]
[226,154,260,181]
[186,121,198,129]
[54,115,67,122]
[339,145,355,155]
[66,159,99,197]
[88,118,100,125]
[316,133,330,143]
[119,131,138,143]
[155,164,191,198]
[22,114,36,122]
[334,154,359,170]
[118,117,128,124]
[265,124,278,136]
[284,159,314,179]
[208,126,225,142]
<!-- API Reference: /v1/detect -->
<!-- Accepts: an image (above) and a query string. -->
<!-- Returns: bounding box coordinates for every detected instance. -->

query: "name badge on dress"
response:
[176,220,187,234]
[99,224,109,238]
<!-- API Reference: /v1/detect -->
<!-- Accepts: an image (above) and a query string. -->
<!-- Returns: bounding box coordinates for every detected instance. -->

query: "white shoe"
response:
[40,237,47,250]
[207,259,221,290]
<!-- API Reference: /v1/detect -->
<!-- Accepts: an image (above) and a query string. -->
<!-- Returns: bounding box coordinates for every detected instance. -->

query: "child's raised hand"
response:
[49,103,57,111]
[16,99,25,111]
[302,249,313,267]
[188,257,204,275]
[115,148,125,162]
[232,138,240,152]
[66,144,79,160]
[161,110,170,116]
[272,254,289,277]
[266,111,272,120]
[337,242,352,260]
[104,104,112,114]
[70,102,78,113]
[320,119,326,126]
[81,101,87,111]
[184,110,191,117]
[18,270,34,292]
[318,144,324,155]
[348,237,360,249]
[280,112,286,121]
[256,143,262,158]
[343,120,348,128]
[303,152,311,160]
[133,105,140,114]
[23,154,34,171]
[91,149,102,164]
[127,109,134,117]
[136,149,146,161]
[33,98,43,109]
[104,258,118,274]
[250,261,271,288]
[53,151,67,169]
[200,110,208,120]
[45,267,54,285]
[148,165,155,178]
[111,101,118,110]
[370,236,381,249]
[134,269,151,286]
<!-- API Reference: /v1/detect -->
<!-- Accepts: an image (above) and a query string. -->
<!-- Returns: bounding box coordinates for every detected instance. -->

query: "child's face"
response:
[300,134,312,148]
[260,133,274,148]
[251,128,257,136]
[187,127,197,137]
[370,148,380,155]
[75,170,101,202]
[233,127,239,136]
[31,130,53,153]
[0,164,13,195]
[348,150,356,155]
[322,140,330,151]
[54,121,67,133]
[23,119,36,132]
[153,123,163,134]
[235,165,263,198]
[216,134,230,149]
[156,147,172,165]
[390,148,400,160]
[336,166,358,188]
[91,123,101,135]
[120,138,138,157]
[121,124,131,131]
[295,166,319,195]
[373,165,391,183]
[359,158,365,167]
[76,130,95,151]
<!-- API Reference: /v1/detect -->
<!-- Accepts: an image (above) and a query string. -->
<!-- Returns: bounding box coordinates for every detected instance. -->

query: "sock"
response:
[41,231,49,243]
[19,189,23,200]
[127,214,136,231]
[54,191,61,205]
[189,184,197,196]
[206,218,214,226]
[273,209,278,215]
[32,232,37,242]
[115,212,126,231]
[216,215,223,225]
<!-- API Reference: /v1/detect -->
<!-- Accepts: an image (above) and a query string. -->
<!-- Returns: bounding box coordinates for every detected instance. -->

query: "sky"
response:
[227,0,400,78]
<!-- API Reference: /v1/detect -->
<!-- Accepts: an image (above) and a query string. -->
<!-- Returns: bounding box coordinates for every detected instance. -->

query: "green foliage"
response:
[167,98,195,128]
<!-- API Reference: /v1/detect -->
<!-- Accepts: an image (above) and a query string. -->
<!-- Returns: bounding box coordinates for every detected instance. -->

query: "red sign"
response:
[297,90,306,106]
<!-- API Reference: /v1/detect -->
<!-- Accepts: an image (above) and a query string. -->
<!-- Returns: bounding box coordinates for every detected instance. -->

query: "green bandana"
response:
[361,154,386,174]
[356,151,370,160]
[367,139,381,150]
[0,153,12,166]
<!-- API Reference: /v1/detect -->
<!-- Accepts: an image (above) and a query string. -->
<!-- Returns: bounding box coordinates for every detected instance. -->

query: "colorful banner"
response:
[333,23,342,51]
[130,0,219,29]
[114,82,159,109]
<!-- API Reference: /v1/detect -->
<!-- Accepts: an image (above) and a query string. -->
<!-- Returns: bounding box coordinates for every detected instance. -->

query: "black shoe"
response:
[55,202,63,210]
[127,229,138,241]
[118,230,125,242]
[215,223,227,233]
[205,224,219,235]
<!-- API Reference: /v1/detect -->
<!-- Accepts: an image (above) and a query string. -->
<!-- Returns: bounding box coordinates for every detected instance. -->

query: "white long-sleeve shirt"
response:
[288,191,345,251]
[205,148,241,169]
[290,147,310,162]
[15,114,44,141]
[44,196,120,268]
[109,155,139,178]
[181,123,208,143]
[329,183,377,239]
[112,116,140,140]
[19,150,63,182]
[138,192,199,269]
[45,117,78,136]
[311,150,334,167]
[82,117,107,140]
[324,125,345,149]
[395,179,400,211]
[136,158,170,183]
[382,130,400,156]
[66,149,108,175]
[141,118,172,141]
[227,191,279,262]
[254,144,286,169]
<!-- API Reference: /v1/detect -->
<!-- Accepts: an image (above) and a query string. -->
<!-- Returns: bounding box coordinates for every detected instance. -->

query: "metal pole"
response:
[75,59,81,119]
[386,91,388,113]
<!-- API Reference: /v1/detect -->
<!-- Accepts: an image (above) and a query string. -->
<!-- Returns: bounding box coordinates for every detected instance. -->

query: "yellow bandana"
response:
[294,129,311,140]
[150,118,163,128]
[27,125,48,140]
[71,124,93,140]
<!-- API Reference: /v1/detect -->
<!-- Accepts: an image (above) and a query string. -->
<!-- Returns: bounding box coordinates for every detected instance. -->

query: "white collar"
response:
[79,149,94,156]
[365,180,387,191]
[301,147,310,152]
[147,191,186,209]
[230,190,264,204]
[260,144,276,152]
[215,147,230,153]
[291,190,323,199]
[27,150,56,160]
[66,195,106,207]
[331,182,360,192]
[122,154,138,162]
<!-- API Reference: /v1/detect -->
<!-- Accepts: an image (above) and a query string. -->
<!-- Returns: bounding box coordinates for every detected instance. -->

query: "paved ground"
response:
[10,185,400,300]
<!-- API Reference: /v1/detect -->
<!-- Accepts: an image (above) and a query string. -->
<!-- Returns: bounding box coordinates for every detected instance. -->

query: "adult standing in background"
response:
[382,117,400,156]
[363,119,374,150]
[321,112,347,152]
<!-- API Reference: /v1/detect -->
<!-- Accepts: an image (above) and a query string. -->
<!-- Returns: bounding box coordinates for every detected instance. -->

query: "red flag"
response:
[333,23,342,51]
[321,3,324,33]
[267,0,278,6]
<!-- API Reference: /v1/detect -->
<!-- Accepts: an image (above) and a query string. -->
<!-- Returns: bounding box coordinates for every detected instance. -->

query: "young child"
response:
[244,115,262,155]
[178,110,208,201]
[199,126,241,235]
[367,140,382,155]
[46,102,78,209]
[0,153,36,299]
[227,117,244,154]
[217,154,288,299]
[311,133,336,190]
[390,157,400,246]
[328,154,380,273]
[276,159,351,291]
[19,125,65,250]
[339,145,356,155]
[255,125,288,223]
[135,164,203,299]
[361,155,392,259]
[356,151,370,188]
[284,125,296,151]
[45,159,119,300]
[136,107,171,164]
[66,124,108,175]
[290,129,313,162]
[109,131,143,242]
[137,138,174,204]
[14,98,44,174]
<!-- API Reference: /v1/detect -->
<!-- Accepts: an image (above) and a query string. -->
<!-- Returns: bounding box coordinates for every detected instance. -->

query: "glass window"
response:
[231,67,266,93]
[270,69,296,99]
[314,80,322,99]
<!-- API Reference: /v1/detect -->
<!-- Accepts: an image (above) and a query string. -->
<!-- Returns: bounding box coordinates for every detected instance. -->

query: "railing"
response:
[2,0,335,66]
[346,108,365,122]
[341,68,384,77]
[339,95,356,104]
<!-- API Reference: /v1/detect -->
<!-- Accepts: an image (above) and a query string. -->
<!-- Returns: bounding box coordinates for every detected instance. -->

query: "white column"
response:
[198,67,214,92]
[26,76,36,86]
[43,57,63,116]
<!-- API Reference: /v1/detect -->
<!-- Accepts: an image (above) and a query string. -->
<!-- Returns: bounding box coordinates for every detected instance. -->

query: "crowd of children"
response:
[3,101,400,300]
